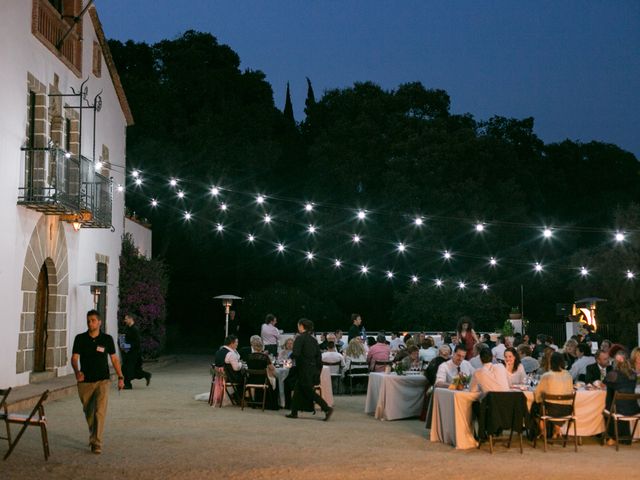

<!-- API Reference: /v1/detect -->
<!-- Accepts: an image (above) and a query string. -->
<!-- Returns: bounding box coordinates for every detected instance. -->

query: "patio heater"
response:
[214,294,242,338]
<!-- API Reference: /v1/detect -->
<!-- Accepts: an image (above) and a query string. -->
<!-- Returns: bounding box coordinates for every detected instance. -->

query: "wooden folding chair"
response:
[241,369,269,411]
[533,392,578,453]
[322,361,343,394]
[3,390,50,461]
[0,388,12,449]
[212,366,241,407]
[602,392,640,451]
[345,361,369,395]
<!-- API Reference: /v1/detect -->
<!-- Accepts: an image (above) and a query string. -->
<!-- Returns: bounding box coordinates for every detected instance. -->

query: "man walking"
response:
[121,314,152,389]
[71,310,124,454]
[286,318,333,421]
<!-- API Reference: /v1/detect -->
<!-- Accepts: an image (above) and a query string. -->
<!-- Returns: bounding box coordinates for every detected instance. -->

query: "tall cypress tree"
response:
[304,77,316,117]
[283,82,295,125]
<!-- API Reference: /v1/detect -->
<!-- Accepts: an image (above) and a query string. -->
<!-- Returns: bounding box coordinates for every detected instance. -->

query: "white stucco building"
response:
[0,0,142,387]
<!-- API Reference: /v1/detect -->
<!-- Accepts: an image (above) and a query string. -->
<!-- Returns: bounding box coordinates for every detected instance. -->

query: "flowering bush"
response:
[118,233,168,359]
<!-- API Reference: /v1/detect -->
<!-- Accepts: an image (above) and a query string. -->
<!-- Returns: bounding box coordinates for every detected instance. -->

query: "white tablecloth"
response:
[276,365,333,408]
[430,387,637,449]
[365,372,427,420]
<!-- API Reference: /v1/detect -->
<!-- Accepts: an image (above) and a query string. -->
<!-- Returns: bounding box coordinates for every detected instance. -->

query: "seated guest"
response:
[214,334,244,386]
[604,349,640,444]
[320,333,337,352]
[585,349,611,385]
[504,347,527,386]
[389,332,405,352]
[334,330,345,352]
[435,345,475,388]
[532,352,574,438]
[425,345,451,386]
[481,333,495,350]
[469,343,485,370]
[318,332,329,351]
[536,346,555,375]
[532,334,548,360]
[365,336,376,351]
[399,345,421,370]
[600,339,612,354]
[561,339,578,369]
[569,343,596,381]
[367,334,391,372]
[343,338,367,371]
[322,341,345,374]
[246,336,279,410]
[632,346,640,375]
[469,347,510,397]
[491,336,506,363]
[419,337,438,363]
[278,337,294,361]
[517,344,539,374]
[521,334,532,346]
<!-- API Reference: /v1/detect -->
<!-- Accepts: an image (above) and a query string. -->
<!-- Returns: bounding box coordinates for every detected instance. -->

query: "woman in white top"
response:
[343,338,367,371]
[504,347,527,386]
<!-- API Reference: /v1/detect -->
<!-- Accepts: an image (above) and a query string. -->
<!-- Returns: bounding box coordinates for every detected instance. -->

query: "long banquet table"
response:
[276,365,333,408]
[429,387,638,449]
[365,372,427,421]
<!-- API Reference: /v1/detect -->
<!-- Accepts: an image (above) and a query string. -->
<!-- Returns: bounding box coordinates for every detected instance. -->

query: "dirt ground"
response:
[1,355,637,480]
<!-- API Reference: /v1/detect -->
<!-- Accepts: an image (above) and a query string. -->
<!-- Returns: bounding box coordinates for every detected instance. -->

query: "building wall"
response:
[0,1,132,387]
[125,218,152,259]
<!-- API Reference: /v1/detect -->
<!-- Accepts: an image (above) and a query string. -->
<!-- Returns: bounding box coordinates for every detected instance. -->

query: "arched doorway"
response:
[33,263,49,372]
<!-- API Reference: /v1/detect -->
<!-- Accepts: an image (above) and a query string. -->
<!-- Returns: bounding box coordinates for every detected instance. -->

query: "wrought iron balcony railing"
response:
[18,147,112,228]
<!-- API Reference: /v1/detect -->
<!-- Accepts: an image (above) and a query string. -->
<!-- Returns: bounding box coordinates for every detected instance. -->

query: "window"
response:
[92,41,102,77]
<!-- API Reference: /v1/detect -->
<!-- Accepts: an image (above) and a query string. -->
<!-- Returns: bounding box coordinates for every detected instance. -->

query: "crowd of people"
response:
[213,312,640,441]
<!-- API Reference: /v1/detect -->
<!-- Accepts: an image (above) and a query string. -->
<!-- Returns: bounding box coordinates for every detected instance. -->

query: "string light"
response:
[263,214,272,224]
[333,259,342,268]
[386,271,395,279]
[304,203,314,212]
[183,212,192,221]
[177,191,185,199]
[116,184,124,193]
[219,203,228,211]
[150,199,158,207]
[357,210,366,220]
[210,186,220,196]
[481,283,489,291]
[397,243,407,253]
[489,257,498,267]
[542,228,553,239]
[305,251,315,261]
[134,178,142,186]
[579,266,589,277]
[410,275,419,283]
[414,217,424,226]
[169,178,178,187]
[443,250,452,260]
[534,262,544,272]
[435,278,444,287]
[247,234,255,243]
[131,170,139,178]
[256,195,265,204]
[352,234,361,244]
[276,243,286,253]
[215,223,224,232]
[475,223,485,232]
[457,281,467,290]
[626,270,635,279]
[614,232,626,243]
[360,265,369,274]
[307,225,317,234]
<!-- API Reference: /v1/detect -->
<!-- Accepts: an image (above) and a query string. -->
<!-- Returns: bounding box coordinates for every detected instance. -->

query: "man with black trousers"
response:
[121,314,152,389]
[286,318,333,421]
[71,310,125,454]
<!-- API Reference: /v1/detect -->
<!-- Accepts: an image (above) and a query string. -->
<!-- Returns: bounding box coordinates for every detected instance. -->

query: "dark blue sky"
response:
[96,0,640,157]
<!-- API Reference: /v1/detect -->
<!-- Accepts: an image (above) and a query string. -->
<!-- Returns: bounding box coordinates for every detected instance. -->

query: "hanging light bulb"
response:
[397,243,407,253]
[150,199,158,207]
[263,214,272,224]
[304,202,314,212]
[215,223,224,232]
[131,170,139,178]
[357,210,366,220]
[443,250,452,260]
[626,270,635,279]
[276,243,285,253]
[219,202,228,211]
[458,281,467,290]
[410,275,419,283]
[183,212,192,221]
[489,257,498,267]
[414,217,423,226]
[334,259,342,268]
[169,178,178,187]
[534,262,544,272]
[579,266,589,277]
[177,190,185,199]
[134,178,142,186]
[210,186,220,196]
[386,271,394,279]
[481,283,489,291]
[614,232,626,243]
[307,225,317,234]
[434,278,444,287]
[247,234,255,243]
[475,223,485,232]
[352,234,361,244]
[542,228,553,238]
[360,265,369,274]
[256,194,265,204]
[305,251,315,261]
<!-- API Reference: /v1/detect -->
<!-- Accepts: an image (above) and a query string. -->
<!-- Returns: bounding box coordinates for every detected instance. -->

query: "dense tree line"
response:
[109,31,639,349]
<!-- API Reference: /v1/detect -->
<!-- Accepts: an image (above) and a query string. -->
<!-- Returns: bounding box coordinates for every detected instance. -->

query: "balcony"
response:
[18,147,112,228]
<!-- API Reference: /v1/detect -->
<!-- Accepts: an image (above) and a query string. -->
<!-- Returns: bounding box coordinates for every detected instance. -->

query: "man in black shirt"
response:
[121,314,152,389]
[286,318,333,421]
[347,313,363,342]
[71,310,124,454]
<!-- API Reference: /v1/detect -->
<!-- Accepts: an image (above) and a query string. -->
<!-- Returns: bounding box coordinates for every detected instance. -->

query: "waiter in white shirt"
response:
[261,314,280,356]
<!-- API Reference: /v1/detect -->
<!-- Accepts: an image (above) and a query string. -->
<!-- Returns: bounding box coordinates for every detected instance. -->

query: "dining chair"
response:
[602,392,640,451]
[0,388,12,449]
[373,360,393,372]
[322,361,343,394]
[533,392,578,452]
[212,366,241,407]
[476,391,528,454]
[345,361,369,395]
[241,369,269,411]
[3,390,50,461]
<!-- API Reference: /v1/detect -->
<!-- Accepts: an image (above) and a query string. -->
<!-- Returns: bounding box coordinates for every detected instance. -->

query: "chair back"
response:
[346,360,369,376]
[541,392,576,417]
[244,368,268,387]
[0,388,11,414]
[609,391,640,415]
[373,360,393,372]
[478,391,528,437]
[323,360,342,375]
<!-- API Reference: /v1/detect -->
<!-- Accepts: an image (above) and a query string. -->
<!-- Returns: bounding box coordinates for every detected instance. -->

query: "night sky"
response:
[95,0,640,158]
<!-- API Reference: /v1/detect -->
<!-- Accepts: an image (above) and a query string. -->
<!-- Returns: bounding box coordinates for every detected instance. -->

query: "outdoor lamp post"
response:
[214,294,242,338]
